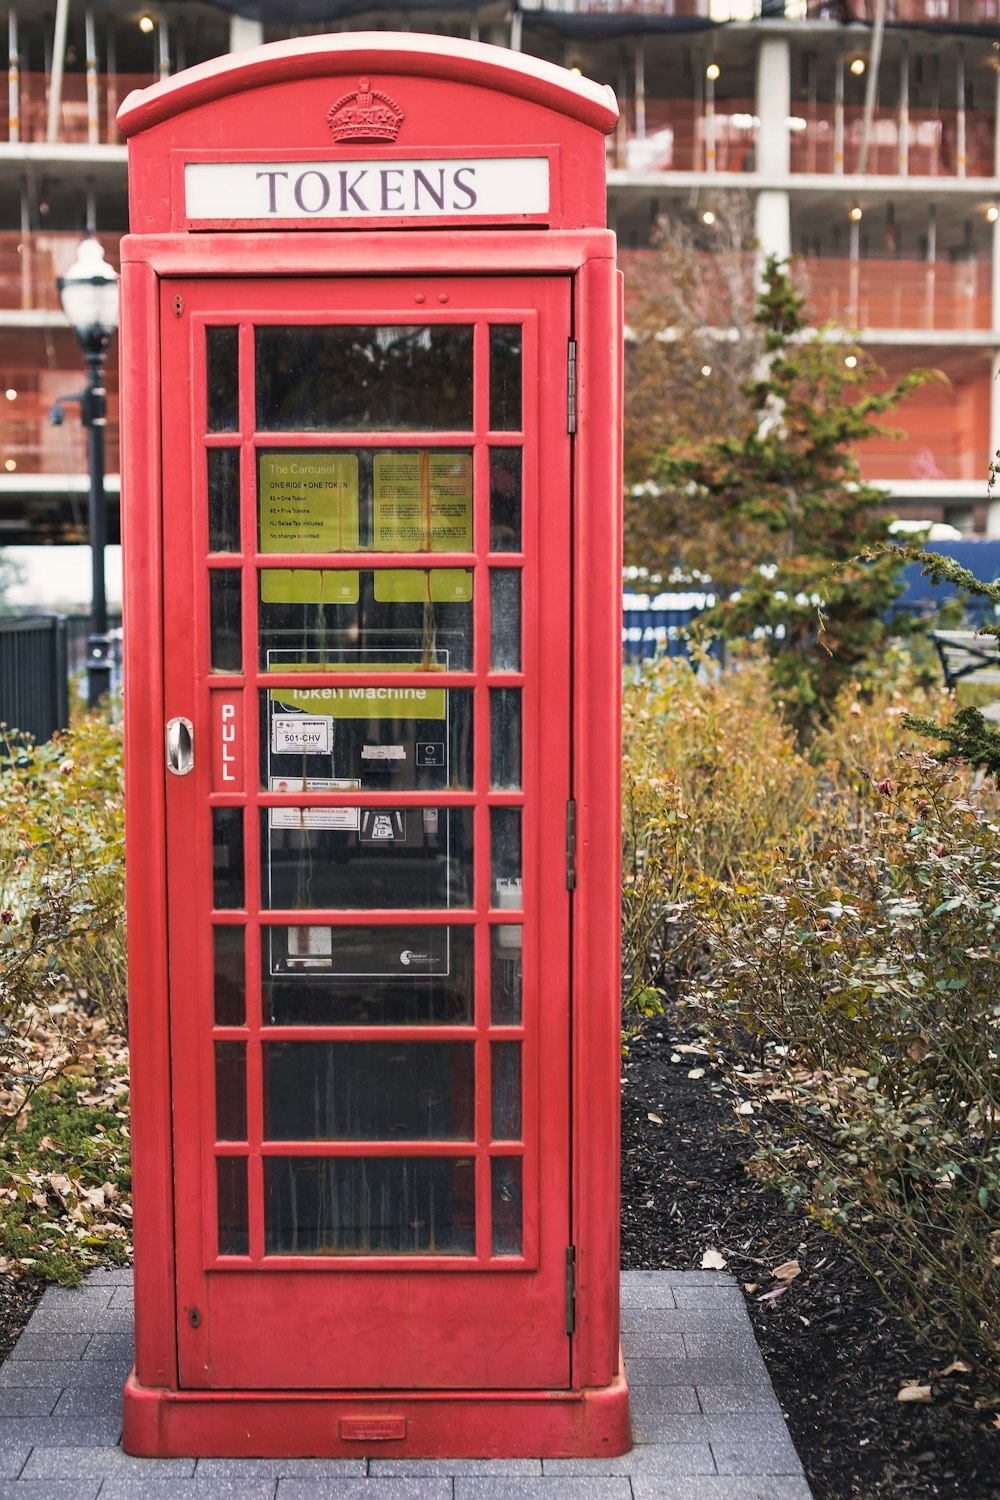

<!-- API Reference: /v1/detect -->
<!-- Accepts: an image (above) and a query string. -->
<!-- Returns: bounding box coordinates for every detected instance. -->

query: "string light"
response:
[850,57,866,76]
[4,389,15,402]
[702,210,716,225]
[139,15,155,33]
[706,63,720,81]
[849,205,863,221]
[844,355,858,369]
[987,206,999,222]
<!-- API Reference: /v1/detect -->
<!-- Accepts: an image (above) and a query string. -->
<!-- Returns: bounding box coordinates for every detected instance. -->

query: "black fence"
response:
[0,615,70,745]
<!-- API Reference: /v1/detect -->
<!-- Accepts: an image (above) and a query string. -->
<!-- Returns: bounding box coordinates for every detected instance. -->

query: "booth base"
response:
[122,1365,630,1459]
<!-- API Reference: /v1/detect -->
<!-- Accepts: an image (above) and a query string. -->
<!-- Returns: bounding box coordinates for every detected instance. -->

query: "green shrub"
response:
[0,709,125,1135]
[681,755,1000,1375]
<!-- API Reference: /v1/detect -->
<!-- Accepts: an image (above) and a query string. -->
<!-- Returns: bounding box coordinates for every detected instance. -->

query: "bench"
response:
[930,630,1000,719]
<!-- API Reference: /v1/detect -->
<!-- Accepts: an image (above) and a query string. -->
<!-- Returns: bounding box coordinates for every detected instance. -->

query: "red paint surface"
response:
[120,30,625,1457]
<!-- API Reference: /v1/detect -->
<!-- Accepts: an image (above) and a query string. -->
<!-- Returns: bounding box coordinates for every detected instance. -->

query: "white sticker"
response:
[272,714,333,755]
[287,925,332,968]
[269,776,360,831]
[361,744,406,761]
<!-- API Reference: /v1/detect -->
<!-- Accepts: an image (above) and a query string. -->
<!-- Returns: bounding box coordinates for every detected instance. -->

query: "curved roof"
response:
[116,31,619,138]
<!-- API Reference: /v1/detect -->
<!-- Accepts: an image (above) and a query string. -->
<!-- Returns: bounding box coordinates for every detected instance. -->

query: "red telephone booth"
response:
[117,33,626,1459]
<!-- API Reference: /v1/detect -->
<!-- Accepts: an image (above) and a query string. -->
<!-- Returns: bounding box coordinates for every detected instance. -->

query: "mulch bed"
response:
[622,1014,1000,1499]
[0,1013,998,1496]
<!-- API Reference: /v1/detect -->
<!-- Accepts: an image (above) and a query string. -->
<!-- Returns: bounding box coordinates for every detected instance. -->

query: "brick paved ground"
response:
[0,1269,811,1499]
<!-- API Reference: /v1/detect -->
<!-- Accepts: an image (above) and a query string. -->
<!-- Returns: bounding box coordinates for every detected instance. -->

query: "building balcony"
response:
[609,99,994,178]
[2,72,155,147]
[0,233,121,315]
[520,0,1000,24]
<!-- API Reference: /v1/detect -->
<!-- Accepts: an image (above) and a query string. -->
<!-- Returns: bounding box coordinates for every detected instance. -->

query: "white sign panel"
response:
[271,714,333,756]
[184,157,550,222]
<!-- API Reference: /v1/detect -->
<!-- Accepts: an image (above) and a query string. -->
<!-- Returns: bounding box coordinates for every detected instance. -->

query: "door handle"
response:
[166,717,195,776]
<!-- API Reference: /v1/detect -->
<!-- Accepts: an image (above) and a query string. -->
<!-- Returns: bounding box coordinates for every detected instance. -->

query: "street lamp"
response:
[53,235,119,708]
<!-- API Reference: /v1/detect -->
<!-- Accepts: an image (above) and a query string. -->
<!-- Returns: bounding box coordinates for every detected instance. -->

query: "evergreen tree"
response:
[652,256,933,737]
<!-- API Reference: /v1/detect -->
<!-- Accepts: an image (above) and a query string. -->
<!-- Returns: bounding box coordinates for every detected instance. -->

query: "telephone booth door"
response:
[160,273,573,1391]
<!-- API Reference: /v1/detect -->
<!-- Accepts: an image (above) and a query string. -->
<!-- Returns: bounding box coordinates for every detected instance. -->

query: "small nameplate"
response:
[340,1417,407,1441]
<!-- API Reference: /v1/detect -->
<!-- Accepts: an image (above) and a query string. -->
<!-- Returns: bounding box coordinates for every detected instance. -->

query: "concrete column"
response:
[956,47,966,176]
[634,39,646,140]
[834,52,845,172]
[755,190,791,264]
[7,5,19,144]
[898,46,909,175]
[229,16,264,52]
[754,34,790,266]
[989,354,1000,534]
[755,33,790,175]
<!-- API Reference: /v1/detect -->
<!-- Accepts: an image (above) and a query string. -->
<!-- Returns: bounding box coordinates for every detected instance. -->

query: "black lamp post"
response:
[55,235,119,709]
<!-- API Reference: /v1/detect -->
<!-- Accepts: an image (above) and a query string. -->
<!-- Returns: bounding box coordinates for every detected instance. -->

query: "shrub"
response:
[0,709,125,1136]
[681,755,1000,1375]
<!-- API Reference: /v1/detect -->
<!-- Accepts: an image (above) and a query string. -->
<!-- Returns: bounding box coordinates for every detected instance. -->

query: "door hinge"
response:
[566,798,577,891]
[566,1246,577,1335]
[567,339,577,434]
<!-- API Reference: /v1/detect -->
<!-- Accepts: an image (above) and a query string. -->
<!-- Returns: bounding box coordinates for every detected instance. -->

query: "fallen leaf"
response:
[647,1112,663,1125]
[758,1286,788,1303]
[701,1249,727,1270]
[897,1385,934,1403]
[772,1259,802,1284]
[736,1101,755,1116]
[936,1360,973,1378]
[744,1283,759,1295]
[687,1068,705,1080]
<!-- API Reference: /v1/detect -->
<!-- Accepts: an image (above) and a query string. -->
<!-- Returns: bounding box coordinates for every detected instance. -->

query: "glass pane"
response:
[261,687,473,792]
[262,924,474,1026]
[490,689,521,790]
[210,570,243,673]
[491,925,522,1025]
[264,1156,475,1256]
[491,1042,522,1140]
[262,806,473,910]
[489,448,522,552]
[255,326,473,431]
[489,325,522,432]
[208,448,241,553]
[214,926,245,1026]
[259,569,473,672]
[492,1158,523,1256]
[491,807,521,907]
[207,326,239,433]
[217,1157,249,1256]
[257,448,473,556]
[212,808,245,910]
[490,570,521,672]
[215,1043,247,1141]
[264,1042,474,1140]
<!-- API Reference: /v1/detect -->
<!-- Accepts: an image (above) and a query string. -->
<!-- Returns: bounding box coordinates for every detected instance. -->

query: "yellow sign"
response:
[261,570,359,605]
[373,569,473,604]
[259,453,359,552]
[373,452,473,552]
[269,662,446,720]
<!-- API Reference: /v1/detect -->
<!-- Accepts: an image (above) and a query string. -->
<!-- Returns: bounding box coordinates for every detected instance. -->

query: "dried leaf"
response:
[647,1112,663,1125]
[772,1259,802,1284]
[897,1384,934,1403]
[687,1068,706,1080]
[701,1249,727,1270]
[936,1360,973,1378]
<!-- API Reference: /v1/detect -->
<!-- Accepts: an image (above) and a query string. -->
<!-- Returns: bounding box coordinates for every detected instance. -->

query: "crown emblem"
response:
[327,77,404,143]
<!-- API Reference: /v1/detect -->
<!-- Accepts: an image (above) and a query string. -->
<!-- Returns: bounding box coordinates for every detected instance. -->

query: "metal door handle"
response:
[166,717,194,776]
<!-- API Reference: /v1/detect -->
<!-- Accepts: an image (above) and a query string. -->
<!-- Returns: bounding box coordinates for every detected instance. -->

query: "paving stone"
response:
[371,1458,544,1475]
[662,1273,740,1290]
[0,1416,121,1448]
[277,1480,450,1499]
[626,1384,701,1415]
[20,1448,194,1480]
[109,1287,135,1308]
[83,1334,133,1361]
[26,1307,133,1336]
[53,1384,124,1418]
[269,1458,368,1476]
[618,1330,687,1359]
[98,1478,277,1500]
[631,1478,813,1500]
[541,1444,716,1477]
[0,1484,102,1500]
[711,1433,806,1477]
[630,1306,757,1336]
[81,1269,135,1286]
[682,1327,766,1363]
[7,1336,90,1363]
[0,1448,30,1482]
[625,1356,758,1388]
[456,1482,634,1500]
[0,1361,123,1389]
[672,1286,745,1309]
[39,1287,115,1311]
[194,1460,289,1478]
[0,1388,61,1417]
[695,1382,784,1415]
